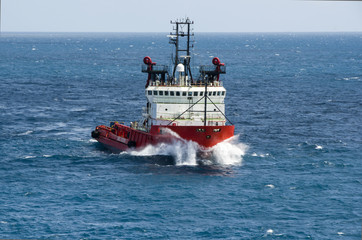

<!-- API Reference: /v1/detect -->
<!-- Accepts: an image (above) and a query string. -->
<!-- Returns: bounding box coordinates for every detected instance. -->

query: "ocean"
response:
[0,32,361,239]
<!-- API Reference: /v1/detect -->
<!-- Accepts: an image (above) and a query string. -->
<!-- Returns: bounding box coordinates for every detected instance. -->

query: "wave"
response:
[128,135,248,166]
[18,130,33,136]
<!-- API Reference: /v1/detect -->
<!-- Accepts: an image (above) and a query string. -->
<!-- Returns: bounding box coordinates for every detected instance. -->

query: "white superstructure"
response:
[144,85,227,127]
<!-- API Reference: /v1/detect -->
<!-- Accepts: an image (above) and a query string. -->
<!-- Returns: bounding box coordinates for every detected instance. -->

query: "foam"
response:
[342,76,360,81]
[128,134,247,166]
[129,141,198,166]
[315,145,323,150]
[211,136,248,165]
[18,130,33,136]
[251,152,269,158]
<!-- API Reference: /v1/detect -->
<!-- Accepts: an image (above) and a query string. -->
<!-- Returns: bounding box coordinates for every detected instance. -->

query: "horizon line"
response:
[1,30,362,34]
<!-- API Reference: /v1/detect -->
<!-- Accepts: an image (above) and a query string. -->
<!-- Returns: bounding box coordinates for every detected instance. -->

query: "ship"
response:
[91,18,234,154]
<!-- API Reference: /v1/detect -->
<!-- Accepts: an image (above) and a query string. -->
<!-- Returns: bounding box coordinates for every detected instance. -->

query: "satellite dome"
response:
[176,63,185,72]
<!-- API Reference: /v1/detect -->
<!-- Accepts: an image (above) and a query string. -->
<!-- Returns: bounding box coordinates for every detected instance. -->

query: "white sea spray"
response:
[128,134,247,166]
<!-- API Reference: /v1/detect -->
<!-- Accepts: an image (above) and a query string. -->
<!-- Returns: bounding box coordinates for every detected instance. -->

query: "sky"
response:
[1,0,362,32]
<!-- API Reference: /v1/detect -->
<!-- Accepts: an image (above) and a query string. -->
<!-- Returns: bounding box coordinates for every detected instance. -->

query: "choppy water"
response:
[0,32,361,239]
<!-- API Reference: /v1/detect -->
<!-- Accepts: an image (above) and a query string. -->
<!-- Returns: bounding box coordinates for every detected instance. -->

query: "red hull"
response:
[92,122,234,152]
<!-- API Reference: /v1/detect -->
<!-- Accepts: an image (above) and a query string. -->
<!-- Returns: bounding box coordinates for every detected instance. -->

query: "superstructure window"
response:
[165,91,169,96]
[182,92,187,96]
[193,92,198,96]
[159,91,164,96]
[148,91,152,95]
[176,92,180,96]
[200,92,204,96]
[153,91,158,95]
[208,92,212,96]
[222,91,225,96]
[170,91,174,96]
[217,91,221,96]
[188,92,192,96]
[213,92,216,96]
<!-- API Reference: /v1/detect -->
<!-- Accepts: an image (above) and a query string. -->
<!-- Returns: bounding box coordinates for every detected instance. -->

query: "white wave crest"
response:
[129,141,198,166]
[315,144,323,150]
[18,130,33,136]
[212,136,248,165]
[128,135,248,166]
[265,184,275,189]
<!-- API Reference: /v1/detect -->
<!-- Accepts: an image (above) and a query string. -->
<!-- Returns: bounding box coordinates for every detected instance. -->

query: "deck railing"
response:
[199,65,226,74]
[141,65,169,73]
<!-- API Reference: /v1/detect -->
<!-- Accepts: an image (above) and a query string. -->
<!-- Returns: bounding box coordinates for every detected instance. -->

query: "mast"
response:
[0,0,2,35]
[170,18,194,81]
[204,77,207,126]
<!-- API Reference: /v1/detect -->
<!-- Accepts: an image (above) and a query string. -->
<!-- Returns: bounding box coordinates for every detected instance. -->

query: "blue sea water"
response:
[0,32,361,239]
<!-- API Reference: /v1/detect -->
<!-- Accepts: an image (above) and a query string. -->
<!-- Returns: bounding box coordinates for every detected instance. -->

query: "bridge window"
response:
[159,91,163,96]
[200,92,204,96]
[176,92,180,96]
[148,91,152,95]
[208,92,212,96]
[188,92,192,96]
[193,92,198,96]
[217,91,221,96]
[222,91,225,96]
[165,91,169,96]
[182,92,187,96]
[170,91,174,96]
[213,92,216,96]
[153,91,158,95]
